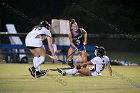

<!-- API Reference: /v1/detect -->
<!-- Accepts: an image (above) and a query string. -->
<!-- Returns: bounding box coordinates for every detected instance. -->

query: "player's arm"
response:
[80,28,87,45]
[47,36,57,59]
[106,61,112,76]
[76,61,93,69]
[80,61,92,67]
[68,33,78,50]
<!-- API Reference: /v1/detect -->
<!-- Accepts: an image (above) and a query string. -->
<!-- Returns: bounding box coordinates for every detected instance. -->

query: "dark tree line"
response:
[1,0,140,33]
[61,0,140,33]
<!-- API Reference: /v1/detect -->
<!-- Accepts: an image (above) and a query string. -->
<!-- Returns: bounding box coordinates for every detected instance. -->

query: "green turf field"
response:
[0,63,140,93]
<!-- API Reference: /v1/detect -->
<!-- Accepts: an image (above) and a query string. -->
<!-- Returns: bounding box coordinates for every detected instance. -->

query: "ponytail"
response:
[70,19,77,28]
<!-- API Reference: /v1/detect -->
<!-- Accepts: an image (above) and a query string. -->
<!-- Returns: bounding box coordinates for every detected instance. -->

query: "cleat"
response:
[29,67,36,77]
[40,70,48,73]
[57,68,66,76]
[36,71,46,78]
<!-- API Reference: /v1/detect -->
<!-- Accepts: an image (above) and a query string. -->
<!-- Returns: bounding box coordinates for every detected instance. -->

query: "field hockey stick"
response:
[46,45,84,64]
[68,47,81,58]
[44,67,72,72]
[46,54,67,64]
[67,50,76,59]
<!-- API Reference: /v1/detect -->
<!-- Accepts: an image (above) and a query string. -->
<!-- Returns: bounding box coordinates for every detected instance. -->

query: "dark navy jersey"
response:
[71,29,84,46]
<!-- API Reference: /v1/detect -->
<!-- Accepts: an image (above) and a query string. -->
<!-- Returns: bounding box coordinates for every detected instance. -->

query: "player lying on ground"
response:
[57,47,112,76]
[25,21,57,78]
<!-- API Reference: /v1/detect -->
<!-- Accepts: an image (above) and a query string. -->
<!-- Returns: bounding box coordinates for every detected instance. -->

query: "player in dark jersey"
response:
[68,19,87,68]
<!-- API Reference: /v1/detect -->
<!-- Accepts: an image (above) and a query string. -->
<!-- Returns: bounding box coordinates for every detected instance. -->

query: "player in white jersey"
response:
[25,21,57,78]
[57,47,112,76]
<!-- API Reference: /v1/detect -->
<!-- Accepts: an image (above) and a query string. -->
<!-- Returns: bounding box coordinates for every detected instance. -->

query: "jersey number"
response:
[76,40,80,45]
[100,60,105,72]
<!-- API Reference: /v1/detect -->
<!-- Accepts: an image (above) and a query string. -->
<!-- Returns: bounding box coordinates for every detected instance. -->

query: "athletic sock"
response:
[33,57,40,71]
[34,56,45,70]
[65,68,78,75]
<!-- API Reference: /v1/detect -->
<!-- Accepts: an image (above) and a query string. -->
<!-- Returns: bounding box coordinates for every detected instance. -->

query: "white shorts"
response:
[25,35,43,47]
[91,71,99,76]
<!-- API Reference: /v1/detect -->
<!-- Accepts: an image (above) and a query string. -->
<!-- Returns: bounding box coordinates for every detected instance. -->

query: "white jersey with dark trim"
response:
[90,56,109,73]
[27,27,52,39]
[25,27,52,47]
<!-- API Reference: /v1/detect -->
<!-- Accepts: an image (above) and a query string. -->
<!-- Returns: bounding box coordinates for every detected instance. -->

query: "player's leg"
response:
[78,68,91,76]
[80,46,87,67]
[67,47,75,68]
[33,46,47,78]
[33,46,46,69]
[57,68,91,76]
[28,47,40,77]
[29,46,46,78]
[81,50,87,63]
[57,68,78,76]
[29,48,40,69]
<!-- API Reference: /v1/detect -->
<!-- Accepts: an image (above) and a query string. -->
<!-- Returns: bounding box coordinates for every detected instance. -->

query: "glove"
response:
[76,65,81,69]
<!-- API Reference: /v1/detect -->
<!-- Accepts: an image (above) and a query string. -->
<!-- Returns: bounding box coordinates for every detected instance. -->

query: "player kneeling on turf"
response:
[57,47,112,76]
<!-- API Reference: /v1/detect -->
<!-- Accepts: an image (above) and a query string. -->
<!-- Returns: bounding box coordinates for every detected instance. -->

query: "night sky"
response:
[1,0,77,18]
[0,0,78,32]
[0,0,139,33]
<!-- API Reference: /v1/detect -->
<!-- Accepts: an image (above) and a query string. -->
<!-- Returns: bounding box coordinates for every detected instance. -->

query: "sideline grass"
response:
[0,63,140,93]
[108,52,140,64]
